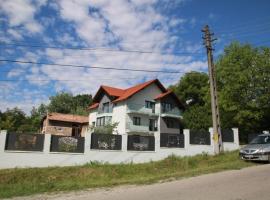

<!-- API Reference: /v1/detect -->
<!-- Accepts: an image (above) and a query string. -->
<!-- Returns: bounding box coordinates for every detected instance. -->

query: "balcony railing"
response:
[126,103,158,115]
[126,122,157,133]
[97,107,113,114]
[161,107,182,118]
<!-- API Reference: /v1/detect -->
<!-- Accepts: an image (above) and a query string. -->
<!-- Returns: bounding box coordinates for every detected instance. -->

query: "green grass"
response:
[0,151,256,199]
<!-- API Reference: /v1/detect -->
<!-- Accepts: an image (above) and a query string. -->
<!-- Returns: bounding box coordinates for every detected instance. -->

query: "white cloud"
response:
[0,0,45,33]
[0,0,208,113]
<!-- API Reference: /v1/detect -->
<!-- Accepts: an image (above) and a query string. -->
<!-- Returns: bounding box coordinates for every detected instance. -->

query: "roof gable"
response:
[89,79,168,109]
[113,79,167,103]
[155,90,185,110]
[92,85,125,102]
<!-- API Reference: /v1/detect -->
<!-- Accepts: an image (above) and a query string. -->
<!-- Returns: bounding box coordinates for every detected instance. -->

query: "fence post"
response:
[122,134,128,152]
[84,131,91,153]
[0,130,7,153]
[232,128,239,147]
[209,128,215,153]
[154,132,160,152]
[183,129,190,149]
[43,134,51,154]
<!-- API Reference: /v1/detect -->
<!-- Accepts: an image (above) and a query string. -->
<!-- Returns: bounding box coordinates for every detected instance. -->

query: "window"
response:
[145,100,155,108]
[105,116,112,125]
[162,102,173,112]
[133,117,141,126]
[96,117,105,126]
[102,102,110,113]
[145,101,155,113]
[149,119,158,131]
[164,118,178,128]
[96,116,112,126]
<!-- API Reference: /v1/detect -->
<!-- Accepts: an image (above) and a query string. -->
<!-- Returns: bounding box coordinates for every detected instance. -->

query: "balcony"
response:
[161,107,183,119]
[126,122,157,134]
[126,103,158,116]
[97,107,113,117]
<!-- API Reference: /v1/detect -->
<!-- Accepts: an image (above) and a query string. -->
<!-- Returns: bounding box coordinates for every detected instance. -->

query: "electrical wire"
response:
[0,42,203,55]
[0,59,187,74]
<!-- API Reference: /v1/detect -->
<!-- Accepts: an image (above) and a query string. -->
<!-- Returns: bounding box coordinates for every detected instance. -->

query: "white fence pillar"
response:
[43,134,51,154]
[154,132,160,152]
[183,129,190,149]
[232,128,239,147]
[122,134,128,152]
[209,128,215,153]
[84,132,91,154]
[0,130,7,153]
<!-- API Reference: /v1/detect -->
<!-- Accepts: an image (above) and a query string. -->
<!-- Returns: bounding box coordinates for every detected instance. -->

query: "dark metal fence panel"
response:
[5,133,44,151]
[222,129,234,142]
[190,130,210,145]
[91,133,122,150]
[160,133,184,148]
[127,135,155,151]
[50,135,84,153]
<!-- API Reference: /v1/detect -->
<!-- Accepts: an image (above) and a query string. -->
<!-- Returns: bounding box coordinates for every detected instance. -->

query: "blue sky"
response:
[0,0,269,114]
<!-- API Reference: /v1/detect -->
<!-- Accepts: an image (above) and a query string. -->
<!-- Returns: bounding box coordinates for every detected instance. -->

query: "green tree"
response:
[47,92,92,116]
[171,71,211,130]
[216,42,270,140]
[0,108,27,132]
[171,71,209,106]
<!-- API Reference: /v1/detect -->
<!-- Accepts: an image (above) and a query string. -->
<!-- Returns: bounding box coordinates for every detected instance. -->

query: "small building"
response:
[41,113,89,137]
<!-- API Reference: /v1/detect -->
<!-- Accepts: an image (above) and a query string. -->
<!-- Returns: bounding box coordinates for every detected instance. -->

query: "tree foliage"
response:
[216,42,270,140]
[48,92,92,115]
[171,71,211,130]
[172,42,270,142]
[0,93,92,132]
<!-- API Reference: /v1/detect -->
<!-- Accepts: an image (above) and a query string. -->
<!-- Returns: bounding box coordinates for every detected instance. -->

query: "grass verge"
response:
[0,151,256,199]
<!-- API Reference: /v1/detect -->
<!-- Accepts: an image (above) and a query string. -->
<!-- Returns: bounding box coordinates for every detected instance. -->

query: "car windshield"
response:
[250,135,270,144]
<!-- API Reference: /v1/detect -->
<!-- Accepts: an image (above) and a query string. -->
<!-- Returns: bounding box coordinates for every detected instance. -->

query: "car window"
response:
[250,135,270,144]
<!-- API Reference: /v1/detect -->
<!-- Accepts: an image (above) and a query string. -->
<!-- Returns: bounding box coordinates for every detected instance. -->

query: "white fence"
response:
[0,128,239,169]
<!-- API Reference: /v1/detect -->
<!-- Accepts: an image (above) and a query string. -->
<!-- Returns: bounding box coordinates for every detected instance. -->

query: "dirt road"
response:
[8,164,270,200]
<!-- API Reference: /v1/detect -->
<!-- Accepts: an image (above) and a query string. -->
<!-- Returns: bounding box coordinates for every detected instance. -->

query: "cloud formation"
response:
[0,0,206,114]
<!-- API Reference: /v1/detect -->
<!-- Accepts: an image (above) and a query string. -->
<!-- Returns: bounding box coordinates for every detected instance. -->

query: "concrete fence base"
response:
[0,129,239,169]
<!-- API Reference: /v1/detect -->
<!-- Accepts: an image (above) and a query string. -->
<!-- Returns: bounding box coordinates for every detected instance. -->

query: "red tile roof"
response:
[155,90,185,109]
[101,85,125,97]
[113,79,166,103]
[89,79,171,109]
[88,103,99,109]
[154,90,173,100]
[46,113,89,124]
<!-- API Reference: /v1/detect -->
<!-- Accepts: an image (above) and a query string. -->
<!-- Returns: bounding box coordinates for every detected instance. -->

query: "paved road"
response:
[9,164,270,200]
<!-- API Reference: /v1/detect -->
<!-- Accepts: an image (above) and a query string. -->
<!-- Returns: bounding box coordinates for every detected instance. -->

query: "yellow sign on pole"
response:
[213,133,219,142]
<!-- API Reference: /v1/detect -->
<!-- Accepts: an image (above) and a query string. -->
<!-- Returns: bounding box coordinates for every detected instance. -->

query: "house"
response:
[88,79,185,138]
[41,113,89,137]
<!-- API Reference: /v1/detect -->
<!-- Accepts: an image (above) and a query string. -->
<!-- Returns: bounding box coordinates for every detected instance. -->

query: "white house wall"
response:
[126,83,163,108]
[112,102,126,135]
[89,110,97,125]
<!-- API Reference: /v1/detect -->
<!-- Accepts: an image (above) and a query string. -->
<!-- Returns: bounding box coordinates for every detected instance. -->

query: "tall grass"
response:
[0,151,255,199]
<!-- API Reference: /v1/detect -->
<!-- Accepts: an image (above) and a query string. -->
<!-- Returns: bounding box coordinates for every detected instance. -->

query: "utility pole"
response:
[202,25,223,154]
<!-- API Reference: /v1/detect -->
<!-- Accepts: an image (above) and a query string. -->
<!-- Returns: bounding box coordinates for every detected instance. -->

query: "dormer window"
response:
[162,102,173,112]
[102,102,110,113]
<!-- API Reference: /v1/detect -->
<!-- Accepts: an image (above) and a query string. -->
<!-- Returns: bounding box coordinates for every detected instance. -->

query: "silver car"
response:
[240,134,270,162]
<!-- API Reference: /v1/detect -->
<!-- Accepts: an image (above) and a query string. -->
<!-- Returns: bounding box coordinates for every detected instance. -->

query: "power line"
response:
[0,59,186,74]
[0,42,203,55]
